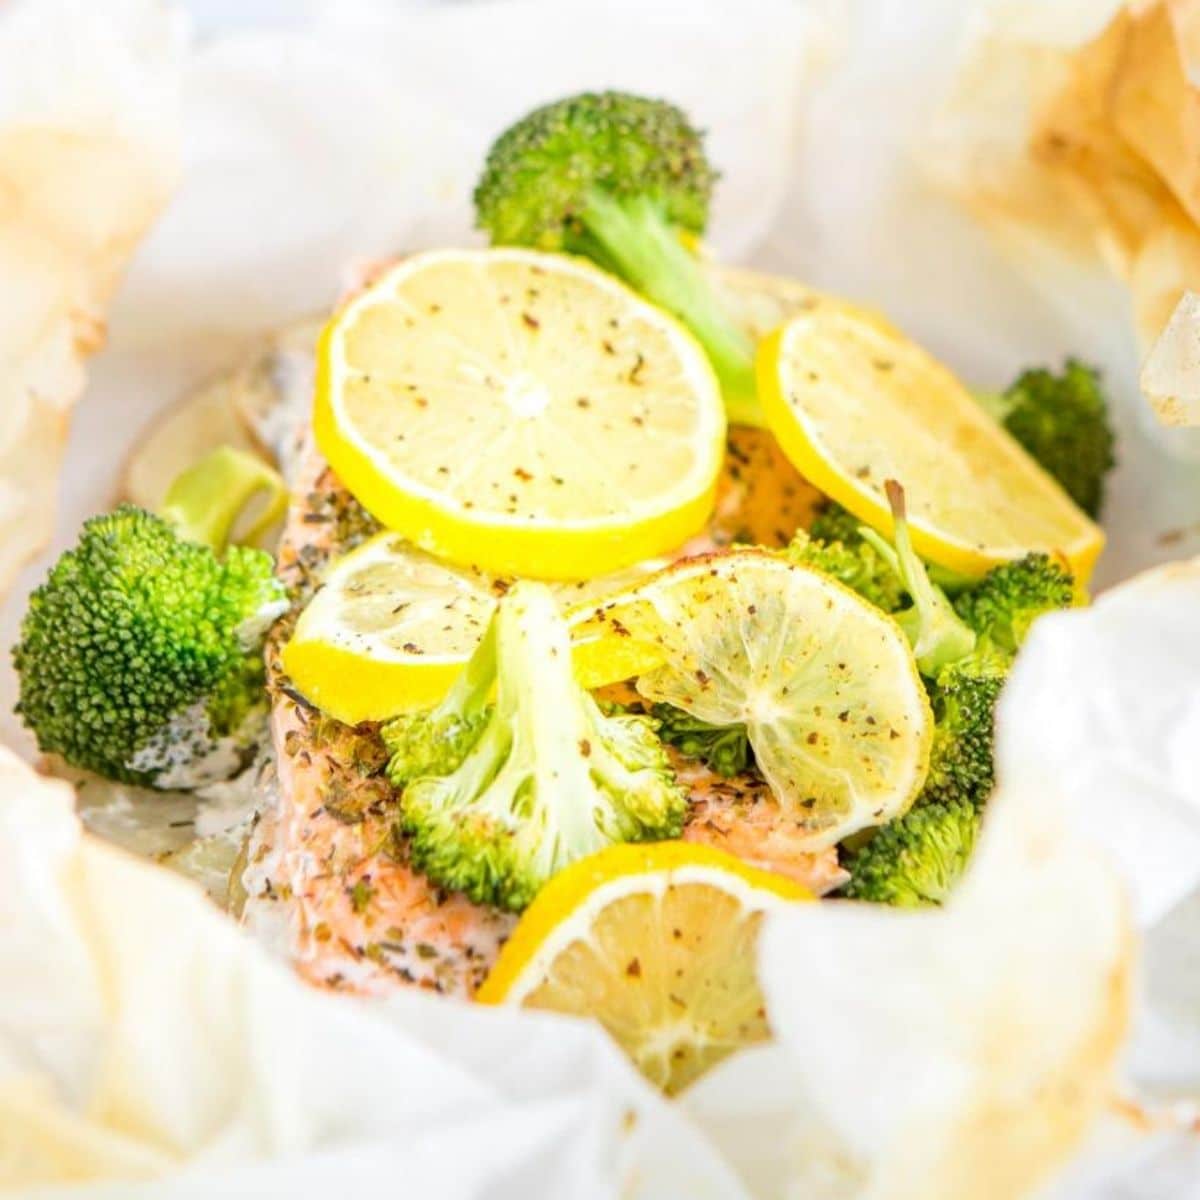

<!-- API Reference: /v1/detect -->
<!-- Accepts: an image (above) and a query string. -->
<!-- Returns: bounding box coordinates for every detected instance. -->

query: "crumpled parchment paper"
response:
[2,1,1200,1196]
[0,0,180,595]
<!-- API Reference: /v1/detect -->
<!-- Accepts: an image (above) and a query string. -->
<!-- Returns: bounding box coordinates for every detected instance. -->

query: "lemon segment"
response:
[315,248,726,581]
[477,842,809,1094]
[572,550,932,848]
[757,302,1105,581]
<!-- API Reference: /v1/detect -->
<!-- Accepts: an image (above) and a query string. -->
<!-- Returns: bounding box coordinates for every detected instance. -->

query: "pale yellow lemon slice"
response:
[570,549,932,848]
[477,841,809,1095]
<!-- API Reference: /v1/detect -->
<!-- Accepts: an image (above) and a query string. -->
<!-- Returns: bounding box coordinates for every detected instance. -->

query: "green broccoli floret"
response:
[839,506,1078,906]
[840,799,980,907]
[649,703,752,777]
[787,503,908,613]
[382,623,497,785]
[977,359,1115,517]
[920,662,1006,810]
[393,582,687,911]
[954,552,1075,654]
[474,91,760,425]
[13,447,287,788]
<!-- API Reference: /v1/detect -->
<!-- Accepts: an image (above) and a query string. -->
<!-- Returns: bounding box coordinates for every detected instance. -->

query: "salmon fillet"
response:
[244,431,840,997]
[244,439,515,997]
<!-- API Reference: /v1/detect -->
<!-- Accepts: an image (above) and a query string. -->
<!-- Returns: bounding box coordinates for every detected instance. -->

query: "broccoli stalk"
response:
[13,447,288,788]
[859,480,978,676]
[976,359,1115,517]
[474,91,760,425]
[390,583,687,912]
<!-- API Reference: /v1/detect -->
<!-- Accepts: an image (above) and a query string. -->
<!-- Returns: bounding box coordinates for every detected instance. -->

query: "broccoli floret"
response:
[474,91,759,425]
[788,503,908,613]
[977,360,1115,517]
[649,702,752,777]
[393,583,687,911]
[382,623,497,784]
[921,663,1006,809]
[840,799,980,907]
[13,448,287,788]
[954,552,1075,654]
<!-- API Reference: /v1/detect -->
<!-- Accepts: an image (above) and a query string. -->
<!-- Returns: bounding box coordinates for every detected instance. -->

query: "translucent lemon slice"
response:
[315,248,726,580]
[477,841,809,1094]
[572,549,932,848]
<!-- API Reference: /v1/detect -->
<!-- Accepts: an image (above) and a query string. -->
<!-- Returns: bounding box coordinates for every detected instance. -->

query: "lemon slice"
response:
[282,533,502,724]
[757,301,1105,581]
[316,248,726,580]
[477,842,809,1094]
[572,550,932,848]
[282,533,664,724]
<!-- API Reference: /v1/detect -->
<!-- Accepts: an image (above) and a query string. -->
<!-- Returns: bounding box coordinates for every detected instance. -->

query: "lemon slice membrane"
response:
[757,300,1105,581]
[478,842,809,1095]
[316,248,726,580]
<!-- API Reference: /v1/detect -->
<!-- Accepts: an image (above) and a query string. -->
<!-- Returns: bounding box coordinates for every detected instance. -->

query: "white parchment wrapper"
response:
[3,1,1200,1196]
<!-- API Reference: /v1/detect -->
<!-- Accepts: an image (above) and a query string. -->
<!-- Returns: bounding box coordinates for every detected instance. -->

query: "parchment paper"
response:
[3,2,1200,1196]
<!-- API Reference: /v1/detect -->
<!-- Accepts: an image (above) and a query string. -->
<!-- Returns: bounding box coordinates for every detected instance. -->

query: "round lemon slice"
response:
[282,533,502,724]
[282,533,666,724]
[315,248,726,580]
[757,301,1105,581]
[477,842,809,1094]
[572,550,932,848]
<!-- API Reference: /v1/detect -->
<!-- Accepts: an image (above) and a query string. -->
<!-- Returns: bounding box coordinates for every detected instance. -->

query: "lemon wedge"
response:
[572,550,932,848]
[757,300,1105,581]
[315,248,725,580]
[282,533,664,724]
[477,841,809,1094]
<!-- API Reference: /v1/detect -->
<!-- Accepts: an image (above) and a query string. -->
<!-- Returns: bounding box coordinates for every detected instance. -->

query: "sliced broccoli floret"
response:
[954,552,1075,654]
[649,702,752,777]
[393,583,687,911]
[13,448,288,788]
[977,359,1115,517]
[787,503,908,613]
[840,799,979,907]
[382,623,497,785]
[474,91,759,425]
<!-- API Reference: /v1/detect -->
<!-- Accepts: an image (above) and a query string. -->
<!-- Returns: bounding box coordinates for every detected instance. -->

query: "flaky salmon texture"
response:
[244,432,844,1000]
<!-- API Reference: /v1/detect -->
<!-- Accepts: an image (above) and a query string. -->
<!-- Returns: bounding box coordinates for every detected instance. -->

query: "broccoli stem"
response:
[860,481,977,675]
[577,190,760,426]
[160,446,287,553]
[495,590,598,854]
